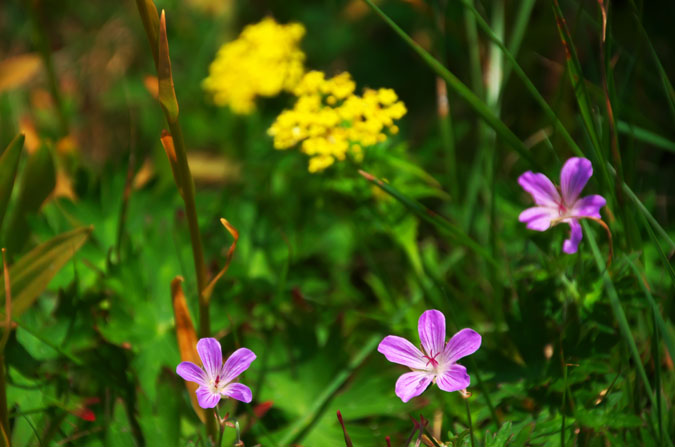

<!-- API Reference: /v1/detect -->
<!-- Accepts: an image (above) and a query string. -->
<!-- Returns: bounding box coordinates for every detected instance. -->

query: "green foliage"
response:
[0,0,673,446]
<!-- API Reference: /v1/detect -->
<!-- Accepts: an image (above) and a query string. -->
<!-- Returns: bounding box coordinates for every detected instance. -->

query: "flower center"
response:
[209,375,226,394]
[423,351,440,369]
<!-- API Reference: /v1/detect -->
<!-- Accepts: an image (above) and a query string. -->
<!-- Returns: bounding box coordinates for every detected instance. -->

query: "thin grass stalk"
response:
[275,335,380,446]
[359,170,500,269]
[465,397,475,447]
[652,312,663,447]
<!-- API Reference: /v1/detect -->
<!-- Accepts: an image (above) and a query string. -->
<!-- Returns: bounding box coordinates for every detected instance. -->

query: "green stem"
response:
[167,120,209,338]
[465,397,475,447]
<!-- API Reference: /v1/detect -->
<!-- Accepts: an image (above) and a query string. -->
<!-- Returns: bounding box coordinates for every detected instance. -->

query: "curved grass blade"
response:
[276,335,380,446]
[617,121,675,154]
[359,170,499,269]
[0,226,91,320]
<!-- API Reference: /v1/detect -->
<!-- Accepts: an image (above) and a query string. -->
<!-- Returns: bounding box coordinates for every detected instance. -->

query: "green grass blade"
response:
[583,222,672,445]
[359,171,500,269]
[276,335,380,446]
[501,0,536,90]
[461,0,583,159]
[617,121,675,153]
[625,257,675,377]
[361,0,539,169]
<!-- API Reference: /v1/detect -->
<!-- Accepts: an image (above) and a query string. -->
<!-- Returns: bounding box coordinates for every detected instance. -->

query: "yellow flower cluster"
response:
[268,71,407,173]
[203,18,306,114]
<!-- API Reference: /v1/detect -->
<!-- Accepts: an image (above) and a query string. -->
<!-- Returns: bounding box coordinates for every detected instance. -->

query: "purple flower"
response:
[518,157,606,254]
[176,338,256,408]
[377,310,481,403]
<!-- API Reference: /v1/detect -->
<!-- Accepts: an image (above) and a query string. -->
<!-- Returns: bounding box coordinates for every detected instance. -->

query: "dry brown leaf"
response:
[171,277,206,423]
[0,54,41,92]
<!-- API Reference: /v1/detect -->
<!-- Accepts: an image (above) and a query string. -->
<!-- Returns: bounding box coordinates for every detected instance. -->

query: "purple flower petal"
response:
[378,336,427,370]
[197,338,223,379]
[444,328,481,364]
[222,382,253,403]
[220,348,256,385]
[571,194,605,219]
[418,310,446,357]
[518,171,560,208]
[519,207,556,231]
[562,219,583,254]
[394,371,433,403]
[436,364,470,392]
[560,157,592,205]
[196,385,221,408]
[176,361,207,386]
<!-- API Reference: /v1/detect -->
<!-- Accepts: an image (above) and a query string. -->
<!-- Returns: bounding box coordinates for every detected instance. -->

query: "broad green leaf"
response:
[0,226,92,320]
[4,144,56,254]
[0,134,23,232]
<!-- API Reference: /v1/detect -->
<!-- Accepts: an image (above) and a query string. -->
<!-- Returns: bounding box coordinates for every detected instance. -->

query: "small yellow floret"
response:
[268,71,406,173]
[203,17,306,114]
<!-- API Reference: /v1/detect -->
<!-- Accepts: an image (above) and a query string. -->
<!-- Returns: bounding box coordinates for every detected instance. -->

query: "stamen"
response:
[423,352,440,368]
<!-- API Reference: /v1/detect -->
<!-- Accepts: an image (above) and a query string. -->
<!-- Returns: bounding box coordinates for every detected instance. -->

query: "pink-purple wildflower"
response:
[378,310,481,403]
[518,157,606,254]
[176,338,256,408]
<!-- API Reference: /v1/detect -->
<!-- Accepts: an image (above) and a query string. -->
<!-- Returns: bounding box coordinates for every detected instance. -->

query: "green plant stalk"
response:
[167,121,209,337]
[465,398,475,447]
[135,3,215,440]
[276,335,380,446]
[167,117,217,442]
